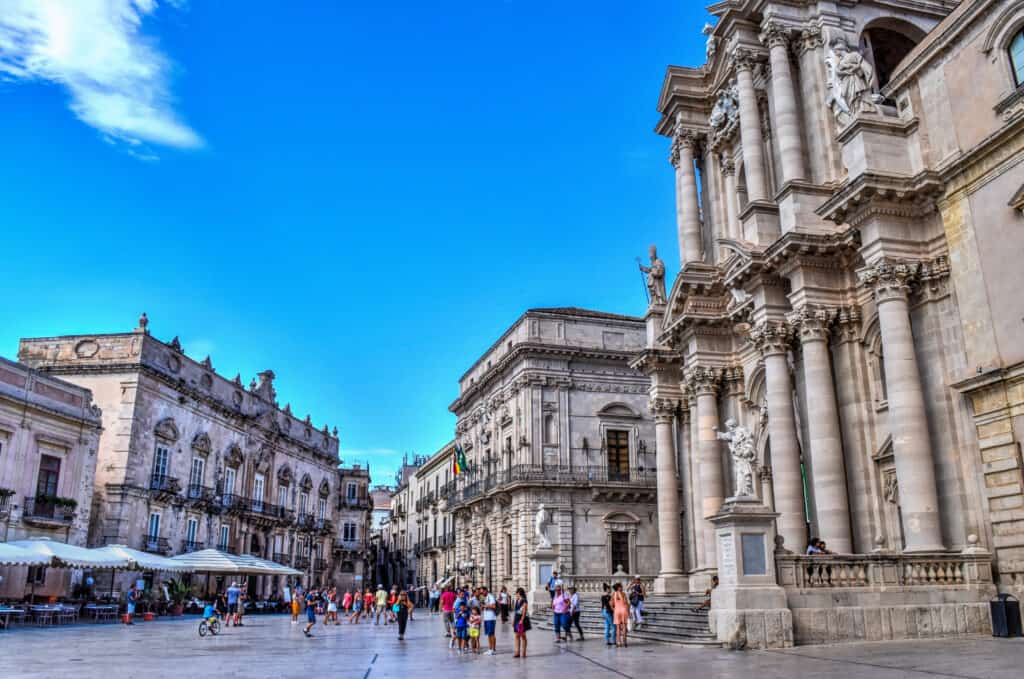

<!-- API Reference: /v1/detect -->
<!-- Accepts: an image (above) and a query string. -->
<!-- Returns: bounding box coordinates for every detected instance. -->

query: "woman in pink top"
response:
[342,589,353,615]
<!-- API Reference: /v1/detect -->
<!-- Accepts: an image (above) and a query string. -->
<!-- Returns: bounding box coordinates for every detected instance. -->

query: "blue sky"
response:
[0,1,708,486]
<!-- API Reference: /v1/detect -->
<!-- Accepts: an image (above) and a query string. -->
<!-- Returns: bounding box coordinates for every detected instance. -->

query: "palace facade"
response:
[635,0,1024,644]
[17,315,349,593]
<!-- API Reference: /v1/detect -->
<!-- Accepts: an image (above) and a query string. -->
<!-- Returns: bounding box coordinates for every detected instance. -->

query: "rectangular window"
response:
[223,467,236,496]
[253,473,265,511]
[219,524,230,550]
[318,497,327,521]
[610,530,630,574]
[300,492,309,515]
[36,454,61,497]
[189,457,204,489]
[346,482,356,500]
[606,430,630,482]
[153,445,169,480]
[186,517,198,546]
[147,512,161,539]
[277,486,288,508]
[343,522,357,542]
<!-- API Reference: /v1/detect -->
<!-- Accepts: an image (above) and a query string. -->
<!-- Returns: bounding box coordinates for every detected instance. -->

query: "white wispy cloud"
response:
[0,0,202,154]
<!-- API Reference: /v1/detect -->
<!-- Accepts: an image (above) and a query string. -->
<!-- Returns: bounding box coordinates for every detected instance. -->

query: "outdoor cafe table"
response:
[0,606,25,630]
[83,603,118,623]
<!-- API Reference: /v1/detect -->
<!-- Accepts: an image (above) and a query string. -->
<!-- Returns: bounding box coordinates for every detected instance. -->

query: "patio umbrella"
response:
[0,542,52,566]
[236,554,301,576]
[6,538,129,569]
[93,545,194,574]
[6,537,130,602]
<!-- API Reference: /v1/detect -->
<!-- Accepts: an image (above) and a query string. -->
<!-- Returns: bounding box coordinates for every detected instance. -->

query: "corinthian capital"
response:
[858,260,918,304]
[748,320,793,356]
[649,397,679,422]
[786,305,836,343]
[759,21,791,50]
[731,47,759,73]
[685,366,722,396]
[796,25,824,56]
[670,128,701,168]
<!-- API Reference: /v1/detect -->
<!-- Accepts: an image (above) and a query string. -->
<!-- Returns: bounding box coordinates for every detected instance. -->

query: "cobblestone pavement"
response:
[1,612,1023,678]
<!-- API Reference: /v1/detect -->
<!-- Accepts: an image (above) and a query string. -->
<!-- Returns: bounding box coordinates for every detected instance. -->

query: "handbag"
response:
[522,613,532,631]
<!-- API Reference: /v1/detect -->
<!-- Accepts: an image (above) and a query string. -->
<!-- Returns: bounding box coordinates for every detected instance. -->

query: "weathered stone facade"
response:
[334,464,373,591]
[18,315,344,594]
[444,308,662,595]
[643,0,1024,645]
[0,357,103,599]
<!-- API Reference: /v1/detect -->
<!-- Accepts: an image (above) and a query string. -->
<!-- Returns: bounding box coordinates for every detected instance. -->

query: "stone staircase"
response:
[534,595,719,647]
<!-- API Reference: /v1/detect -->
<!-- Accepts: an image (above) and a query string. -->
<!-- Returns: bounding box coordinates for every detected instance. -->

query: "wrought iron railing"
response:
[295,513,315,530]
[142,536,171,555]
[182,540,204,553]
[273,552,291,565]
[294,556,310,570]
[149,474,181,494]
[186,484,216,502]
[448,464,657,505]
[23,496,75,523]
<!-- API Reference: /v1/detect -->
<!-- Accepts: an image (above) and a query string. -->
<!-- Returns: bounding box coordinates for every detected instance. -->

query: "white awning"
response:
[0,542,52,567]
[6,538,130,569]
[167,549,299,576]
[93,545,195,573]
[236,554,302,576]
[167,549,246,574]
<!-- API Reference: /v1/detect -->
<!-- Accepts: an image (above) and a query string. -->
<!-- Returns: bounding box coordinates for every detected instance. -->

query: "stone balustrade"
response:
[776,552,994,590]
[561,573,655,594]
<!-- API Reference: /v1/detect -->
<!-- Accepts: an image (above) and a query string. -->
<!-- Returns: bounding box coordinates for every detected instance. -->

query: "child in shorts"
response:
[469,606,482,654]
[454,603,469,654]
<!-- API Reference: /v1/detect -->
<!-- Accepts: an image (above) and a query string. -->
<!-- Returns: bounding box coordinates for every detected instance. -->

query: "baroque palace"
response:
[8,315,372,596]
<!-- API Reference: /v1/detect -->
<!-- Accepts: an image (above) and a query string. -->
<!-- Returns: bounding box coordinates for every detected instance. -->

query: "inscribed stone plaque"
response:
[719,532,735,576]
[741,533,767,575]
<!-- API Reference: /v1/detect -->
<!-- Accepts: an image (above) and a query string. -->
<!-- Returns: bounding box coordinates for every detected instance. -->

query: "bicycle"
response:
[198,617,220,637]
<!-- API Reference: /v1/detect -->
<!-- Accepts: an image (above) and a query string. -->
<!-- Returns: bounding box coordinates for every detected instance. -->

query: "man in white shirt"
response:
[481,585,498,655]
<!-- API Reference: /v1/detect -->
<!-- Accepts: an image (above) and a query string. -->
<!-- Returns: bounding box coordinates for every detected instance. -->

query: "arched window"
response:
[1010,29,1024,85]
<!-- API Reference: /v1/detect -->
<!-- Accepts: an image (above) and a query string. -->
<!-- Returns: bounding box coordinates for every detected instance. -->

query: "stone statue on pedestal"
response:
[535,503,552,550]
[825,35,879,124]
[638,245,667,306]
[715,418,757,498]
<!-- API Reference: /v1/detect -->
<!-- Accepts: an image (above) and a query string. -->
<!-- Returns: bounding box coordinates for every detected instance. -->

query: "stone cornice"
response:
[629,349,682,375]
[816,171,944,227]
[721,229,860,289]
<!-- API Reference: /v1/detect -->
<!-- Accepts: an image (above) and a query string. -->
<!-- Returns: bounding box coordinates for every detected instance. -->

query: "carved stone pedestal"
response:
[708,497,793,649]
[528,547,558,610]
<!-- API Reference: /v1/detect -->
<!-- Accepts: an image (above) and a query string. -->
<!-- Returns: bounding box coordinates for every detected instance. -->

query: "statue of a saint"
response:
[638,245,667,306]
[715,418,757,498]
[825,36,878,124]
[535,503,552,549]
[702,23,718,61]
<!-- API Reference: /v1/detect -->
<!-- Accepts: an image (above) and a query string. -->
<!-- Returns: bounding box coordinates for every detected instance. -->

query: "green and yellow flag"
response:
[452,444,468,475]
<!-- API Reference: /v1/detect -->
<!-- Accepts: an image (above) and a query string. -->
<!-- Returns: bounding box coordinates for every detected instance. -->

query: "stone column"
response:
[721,156,740,240]
[688,367,724,569]
[750,321,808,551]
[652,398,686,592]
[671,119,703,266]
[761,22,805,183]
[686,391,706,571]
[733,49,768,202]
[859,261,944,552]
[788,305,852,553]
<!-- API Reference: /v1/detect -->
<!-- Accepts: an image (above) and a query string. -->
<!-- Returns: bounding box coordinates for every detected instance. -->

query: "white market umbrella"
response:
[167,549,247,574]
[7,538,129,569]
[236,554,301,576]
[0,542,52,567]
[93,545,194,574]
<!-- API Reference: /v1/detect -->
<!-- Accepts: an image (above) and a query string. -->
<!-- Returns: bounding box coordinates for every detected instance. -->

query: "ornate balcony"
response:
[0,489,14,518]
[294,556,310,570]
[272,552,291,565]
[221,493,249,514]
[182,540,204,553]
[338,496,372,510]
[294,513,315,531]
[314,518,334,535]
[142,535,172,555]
[148,474,181,501]
[448,464,657,507]
[22,496,75,527]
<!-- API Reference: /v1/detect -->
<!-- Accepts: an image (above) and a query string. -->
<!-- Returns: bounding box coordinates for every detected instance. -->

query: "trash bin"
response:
[991,593,1022,637]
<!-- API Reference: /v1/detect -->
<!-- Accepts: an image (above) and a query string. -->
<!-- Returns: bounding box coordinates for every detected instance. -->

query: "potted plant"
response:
[165,578,190,616]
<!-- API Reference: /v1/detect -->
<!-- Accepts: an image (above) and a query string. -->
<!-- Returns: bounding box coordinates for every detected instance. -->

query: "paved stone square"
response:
[1,613,1023,678]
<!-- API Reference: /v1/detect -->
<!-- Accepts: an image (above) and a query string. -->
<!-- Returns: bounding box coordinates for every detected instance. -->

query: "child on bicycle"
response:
[203,601,217,625]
